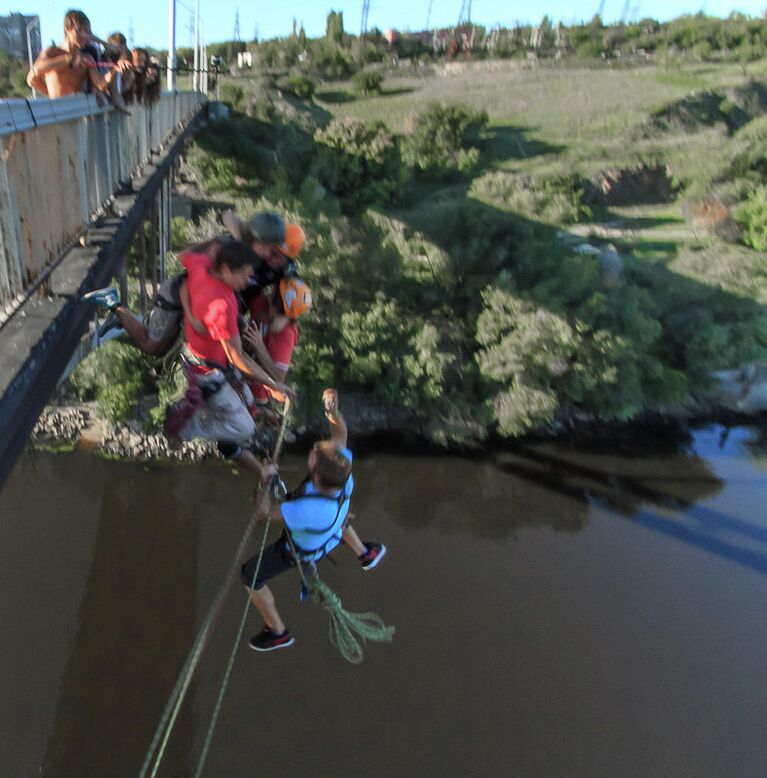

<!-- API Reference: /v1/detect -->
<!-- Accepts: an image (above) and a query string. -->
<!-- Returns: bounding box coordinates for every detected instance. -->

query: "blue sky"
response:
[8,0,766,53]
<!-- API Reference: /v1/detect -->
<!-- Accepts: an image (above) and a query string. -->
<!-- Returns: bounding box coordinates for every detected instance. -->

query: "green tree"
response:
[312,118,407,211]
[404,102,489,179]
[326,10,345,45]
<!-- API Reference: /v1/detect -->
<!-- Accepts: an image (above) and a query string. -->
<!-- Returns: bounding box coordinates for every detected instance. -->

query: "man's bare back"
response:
[28,45,93,98]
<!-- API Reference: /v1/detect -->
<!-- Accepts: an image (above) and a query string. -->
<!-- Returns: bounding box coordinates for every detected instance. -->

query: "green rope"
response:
[307,571,395,665]
[285,533,395,665]
[193,505,273,778]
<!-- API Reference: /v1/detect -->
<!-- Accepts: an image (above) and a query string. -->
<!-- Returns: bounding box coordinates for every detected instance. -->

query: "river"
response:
[1,424,766,777]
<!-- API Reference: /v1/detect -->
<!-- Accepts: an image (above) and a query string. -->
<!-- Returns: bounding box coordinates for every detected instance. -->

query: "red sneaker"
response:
[358,542,387,571]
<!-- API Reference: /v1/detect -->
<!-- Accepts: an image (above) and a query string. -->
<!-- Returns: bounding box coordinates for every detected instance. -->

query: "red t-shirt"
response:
[182,252,238,366]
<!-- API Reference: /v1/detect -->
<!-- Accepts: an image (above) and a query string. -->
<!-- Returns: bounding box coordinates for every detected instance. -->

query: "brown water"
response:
[1,425,767,777]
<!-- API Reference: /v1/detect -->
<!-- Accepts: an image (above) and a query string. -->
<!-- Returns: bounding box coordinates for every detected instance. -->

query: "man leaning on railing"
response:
[27,9,130,99]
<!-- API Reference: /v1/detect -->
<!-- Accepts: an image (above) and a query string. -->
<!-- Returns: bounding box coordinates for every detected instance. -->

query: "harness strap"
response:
[284,481,349,558]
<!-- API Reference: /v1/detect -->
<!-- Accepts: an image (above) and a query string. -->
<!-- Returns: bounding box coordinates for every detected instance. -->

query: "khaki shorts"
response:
[180,373,256,445]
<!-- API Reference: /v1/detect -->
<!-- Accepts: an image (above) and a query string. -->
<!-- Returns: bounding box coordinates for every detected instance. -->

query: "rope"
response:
[193,400,292,777]
[194,502,274,777]
[284,531,395,665]
[139,398,292,778]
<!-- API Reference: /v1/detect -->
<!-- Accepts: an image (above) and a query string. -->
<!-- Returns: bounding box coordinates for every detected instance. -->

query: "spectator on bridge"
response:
[144,61,162,106]
[27,10,129,99]
[104,32,134,111]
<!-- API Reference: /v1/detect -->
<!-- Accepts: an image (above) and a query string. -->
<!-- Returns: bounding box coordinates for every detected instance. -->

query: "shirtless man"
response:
[27,10,128,99]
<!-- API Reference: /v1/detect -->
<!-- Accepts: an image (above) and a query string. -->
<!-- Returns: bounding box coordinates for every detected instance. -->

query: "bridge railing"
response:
[0,91,206,322]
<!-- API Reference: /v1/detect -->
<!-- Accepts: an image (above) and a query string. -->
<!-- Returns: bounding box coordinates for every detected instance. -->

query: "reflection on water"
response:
[1,425,767,777]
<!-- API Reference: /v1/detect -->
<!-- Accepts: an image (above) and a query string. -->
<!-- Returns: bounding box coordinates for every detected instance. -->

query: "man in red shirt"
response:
[168,241,292,481]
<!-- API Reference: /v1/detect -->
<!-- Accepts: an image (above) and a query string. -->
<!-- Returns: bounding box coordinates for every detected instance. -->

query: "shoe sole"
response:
[362,545,387,571]
[248,635,295,652]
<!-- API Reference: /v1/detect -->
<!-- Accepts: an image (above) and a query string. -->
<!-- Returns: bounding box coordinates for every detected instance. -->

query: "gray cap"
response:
[247,211,286,245]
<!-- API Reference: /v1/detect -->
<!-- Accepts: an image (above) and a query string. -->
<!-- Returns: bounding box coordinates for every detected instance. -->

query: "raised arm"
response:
[323,389,347,449]
[221,335,294,398]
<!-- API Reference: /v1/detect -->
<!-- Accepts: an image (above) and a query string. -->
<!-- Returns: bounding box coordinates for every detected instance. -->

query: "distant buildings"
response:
[0,13,41,61]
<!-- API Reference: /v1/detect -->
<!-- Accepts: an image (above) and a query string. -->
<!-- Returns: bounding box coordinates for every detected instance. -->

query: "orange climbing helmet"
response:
[279,277,312,319]
[277,223,306,258]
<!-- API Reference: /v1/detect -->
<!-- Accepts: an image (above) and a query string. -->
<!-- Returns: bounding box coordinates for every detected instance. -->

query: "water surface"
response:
[1,425,766,777]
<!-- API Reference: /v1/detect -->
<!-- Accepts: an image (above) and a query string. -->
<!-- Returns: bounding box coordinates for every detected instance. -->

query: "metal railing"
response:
[0,90,206,322]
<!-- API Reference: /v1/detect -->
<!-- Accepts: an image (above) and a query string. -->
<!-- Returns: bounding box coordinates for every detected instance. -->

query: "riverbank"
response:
[30,390,766,463]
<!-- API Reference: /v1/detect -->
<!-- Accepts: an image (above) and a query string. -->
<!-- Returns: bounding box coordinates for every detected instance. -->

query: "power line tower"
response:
[360,0,370,38]
[128,18,135,49]
[233,8,241,44]
[457,0,472,25]
[596,0,606,20]
[619,0,631,22]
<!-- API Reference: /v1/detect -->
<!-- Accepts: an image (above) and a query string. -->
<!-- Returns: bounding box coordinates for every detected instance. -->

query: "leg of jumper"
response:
[342,524,366,556]
[115,307,158,354]
[233,449,269,479]
[247,585,287,634]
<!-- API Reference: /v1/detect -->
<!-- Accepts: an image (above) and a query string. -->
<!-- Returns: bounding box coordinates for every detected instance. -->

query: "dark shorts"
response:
[241,535,296,591]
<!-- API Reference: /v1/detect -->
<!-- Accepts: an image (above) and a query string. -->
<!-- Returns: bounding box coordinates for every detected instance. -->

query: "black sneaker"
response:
[358,542,387,571]
[248,627,295,652]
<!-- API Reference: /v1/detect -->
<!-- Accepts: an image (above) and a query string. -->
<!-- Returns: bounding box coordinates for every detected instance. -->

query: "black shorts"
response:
[241,535,296,591]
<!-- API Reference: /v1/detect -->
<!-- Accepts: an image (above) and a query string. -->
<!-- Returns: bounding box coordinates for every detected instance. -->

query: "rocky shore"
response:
[30,366,767,462]
[30,392,418,462]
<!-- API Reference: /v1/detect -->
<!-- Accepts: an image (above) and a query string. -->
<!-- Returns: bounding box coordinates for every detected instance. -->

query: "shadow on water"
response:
[500,438,767,577]
[42,470,198,776]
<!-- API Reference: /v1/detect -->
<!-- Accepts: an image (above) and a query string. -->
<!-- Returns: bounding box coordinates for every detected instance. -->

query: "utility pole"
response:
[167,0,176,92]
[128,18,135,49]
[193,0,200,91]
[358,0,370,64]
[426,0,434,31]
[25,17,40,99]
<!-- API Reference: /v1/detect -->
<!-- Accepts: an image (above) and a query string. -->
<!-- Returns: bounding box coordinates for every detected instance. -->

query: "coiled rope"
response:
[284,524,395,666]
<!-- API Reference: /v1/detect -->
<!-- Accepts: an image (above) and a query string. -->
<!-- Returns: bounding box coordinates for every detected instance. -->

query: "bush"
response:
[68,341,151,423]
[282,74,316,101]
[220,84,245,111]
[312,118,407,211]
[472,170,593,224]
[311,40,356,80]
[403,102,489,179]
[185,146,237,191]
[736,185,767,251]
[354,70,384,95]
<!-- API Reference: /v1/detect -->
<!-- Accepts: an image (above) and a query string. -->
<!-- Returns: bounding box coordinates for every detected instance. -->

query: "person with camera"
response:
[27,10,130,99]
